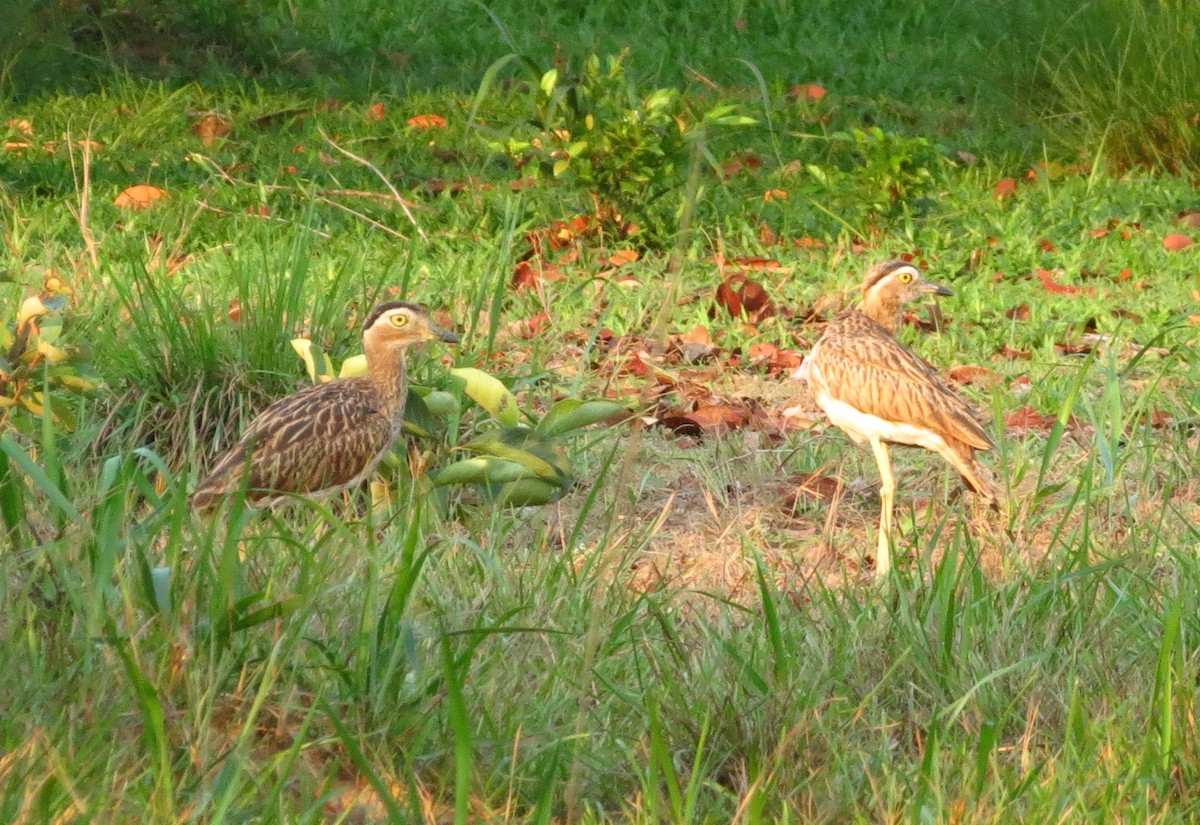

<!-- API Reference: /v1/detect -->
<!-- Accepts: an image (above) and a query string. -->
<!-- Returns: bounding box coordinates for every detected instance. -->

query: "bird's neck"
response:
[860,295,903,332]
[364,341,408,412]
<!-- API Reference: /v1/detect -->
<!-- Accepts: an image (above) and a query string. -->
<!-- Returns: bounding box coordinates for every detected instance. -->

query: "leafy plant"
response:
[292,341,625,507]
[836,126,945,211]
[482,51,755,240]
[0,283,97,433]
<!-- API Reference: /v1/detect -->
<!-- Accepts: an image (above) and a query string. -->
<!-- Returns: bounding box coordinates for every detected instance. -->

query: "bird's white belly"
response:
[817,394,950,452]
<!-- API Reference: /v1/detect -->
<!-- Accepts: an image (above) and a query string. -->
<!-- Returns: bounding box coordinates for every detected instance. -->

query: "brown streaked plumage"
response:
[793,260,998,579]
[192,302,459,512]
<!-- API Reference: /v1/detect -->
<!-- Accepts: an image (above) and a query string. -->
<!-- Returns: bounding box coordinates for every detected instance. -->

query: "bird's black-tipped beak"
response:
[433,324,461,344]
[919,277,954,297]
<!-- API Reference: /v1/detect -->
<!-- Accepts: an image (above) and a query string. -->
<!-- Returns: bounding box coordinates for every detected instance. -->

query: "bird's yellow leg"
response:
[869,438,894,579]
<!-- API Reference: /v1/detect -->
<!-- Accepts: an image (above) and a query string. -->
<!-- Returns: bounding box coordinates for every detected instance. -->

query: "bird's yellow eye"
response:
[391,313,409,328]
[898,270,913,284]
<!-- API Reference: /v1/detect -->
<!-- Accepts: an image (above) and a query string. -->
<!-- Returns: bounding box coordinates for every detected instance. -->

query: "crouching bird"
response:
[793,261,998,579]
[192,301,459,512]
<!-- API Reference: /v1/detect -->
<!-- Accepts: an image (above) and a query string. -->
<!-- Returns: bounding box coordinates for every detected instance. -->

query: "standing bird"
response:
[192,302,459,512]
[793,261,998,579]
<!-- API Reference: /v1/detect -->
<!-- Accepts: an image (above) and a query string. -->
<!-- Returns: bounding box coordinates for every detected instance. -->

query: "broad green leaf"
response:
[339,353,368,378]
[537,399,626,437]
[450,368,520,427]
[401,389,436,438]
[462,428,571,485]
[539,68,558,97]
[431,456,538,487]
[421,390,460,418]
[291,338,334,383]
[495,477,567,507]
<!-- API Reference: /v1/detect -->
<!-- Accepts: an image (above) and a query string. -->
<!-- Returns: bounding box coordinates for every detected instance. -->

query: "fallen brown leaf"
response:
[114,184,167,210]
[993,178,1017,201]
[1005,303,1031,322]
[407,113,448,130]
[947,365,1001,386]
[1005,406,1056,432]
[785,473,842,505]
[192,114,232,147]
[1163,233,1194,251]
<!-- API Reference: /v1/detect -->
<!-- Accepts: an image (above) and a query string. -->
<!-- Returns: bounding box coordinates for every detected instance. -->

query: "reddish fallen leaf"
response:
[997,345,1032,361]
[1176,211,1200,228]
[793,84,827,101]
[793,236,826,249]
[739,278,775,320]
[1089,227,1110,239]
[763,188,788,202]
[758,224,779,246]
[1145,410,1172,428]
[1038,237,1057,252]
[1163,233,1194,251]
[993,178,1017,201]
[227,299,242,323]
[365,102,386,122]
[902,306,946,333]
[1189,314,1200,326]
[681,324,713,346]
[785,473,842,504]
[1055,340,1094,356]
[947,365,1000,386]
[1005,303,1031,321]
[606,249,639,267]
[660,404,750,436]
[727,256,789,272]
[192,114,232,147]
[523,311,551,337]
[407,113,448,130]
[714,280,743,317]
[1035,268,1094,296]
[1005,406,1056,432]
[512,259,564,289]
[748,342,779,362]
[114,184,167,209]
[247,204,270,217]
[679,324,717,363]
[508,177,538,191]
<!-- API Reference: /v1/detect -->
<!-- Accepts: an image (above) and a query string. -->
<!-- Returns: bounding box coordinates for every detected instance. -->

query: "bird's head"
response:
[362,301,461,353]
[859,260,952,331]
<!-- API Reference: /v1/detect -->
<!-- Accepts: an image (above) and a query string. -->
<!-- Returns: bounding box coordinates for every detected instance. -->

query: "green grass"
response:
[4,1,1200,821]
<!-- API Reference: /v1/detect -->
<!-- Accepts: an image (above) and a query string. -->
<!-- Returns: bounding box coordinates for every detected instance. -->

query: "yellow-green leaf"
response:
[291,338,334,383]
[36,340,70,365]
[450,368,520,427]
[339,353,368,378]
[17,296,47,328]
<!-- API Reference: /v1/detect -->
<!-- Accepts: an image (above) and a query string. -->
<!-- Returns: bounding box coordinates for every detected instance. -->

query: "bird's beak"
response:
[919,277,954,297]
[431,322,461,344]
